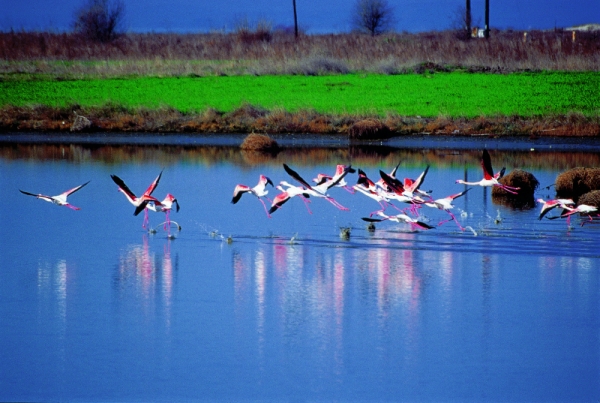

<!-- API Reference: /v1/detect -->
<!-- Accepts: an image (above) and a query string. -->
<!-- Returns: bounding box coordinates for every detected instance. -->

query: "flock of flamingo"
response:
[19,150,599,235]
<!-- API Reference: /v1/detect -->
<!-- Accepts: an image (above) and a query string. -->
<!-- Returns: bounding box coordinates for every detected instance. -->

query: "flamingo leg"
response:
[300,196,313,214]
[164,210,170,231]
[497,184,520,195]
[444,211,465,231]
[258,198,272,218]
[326,197,349,211]
[143,208,149,229]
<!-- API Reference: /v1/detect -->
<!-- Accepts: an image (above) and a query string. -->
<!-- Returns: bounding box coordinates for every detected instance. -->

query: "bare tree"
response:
[351,0,394,36]
[450,4,475,40]
[73,0,125,43]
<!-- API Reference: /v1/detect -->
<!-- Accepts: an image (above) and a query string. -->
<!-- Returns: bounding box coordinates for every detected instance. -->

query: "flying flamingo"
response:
[455,149,520,194]
[110,171,162,228]
[402,165,431,199]
[378,170,427,214]
[423,188,471,230]
[361,211,435,231]
[283,163,353,211]
[19,181,90,210]
[269,182,312,215]
[147,194,181,233]
[558,204,598,226]
[231,175,274,217]
[537,198,575,220]
[312,164,357,193]
[353,169,399,215]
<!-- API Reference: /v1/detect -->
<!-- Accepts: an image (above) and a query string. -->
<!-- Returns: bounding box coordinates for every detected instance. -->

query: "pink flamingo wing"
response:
[481,150,494,180]
[143,170,163,196]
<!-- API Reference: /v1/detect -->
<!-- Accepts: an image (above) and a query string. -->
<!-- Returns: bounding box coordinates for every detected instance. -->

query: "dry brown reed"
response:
[2,104,599,136]
[240,133,279,152]
[555,167,600,201]
[1,29,599,76]
[578,190,600,208]
[348,118,393,140]
[492,169,539,198]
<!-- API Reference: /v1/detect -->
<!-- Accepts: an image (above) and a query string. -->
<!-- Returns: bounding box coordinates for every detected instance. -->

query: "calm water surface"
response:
[0,138,598,402]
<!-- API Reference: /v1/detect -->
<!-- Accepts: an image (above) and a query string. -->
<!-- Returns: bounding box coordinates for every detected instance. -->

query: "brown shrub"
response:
[492,169,539,198]
[348,118,393,140]
[578,190,600,208]
[240,133,279,152]
[555,167,600,201]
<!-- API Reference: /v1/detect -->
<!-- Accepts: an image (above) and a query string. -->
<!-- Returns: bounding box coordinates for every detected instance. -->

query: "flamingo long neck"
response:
[457,179,485,186]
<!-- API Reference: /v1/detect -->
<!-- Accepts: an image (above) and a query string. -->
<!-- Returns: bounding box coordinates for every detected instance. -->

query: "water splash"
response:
[464,226,478,236]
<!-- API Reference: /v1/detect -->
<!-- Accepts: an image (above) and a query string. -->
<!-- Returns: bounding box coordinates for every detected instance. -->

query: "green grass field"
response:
[2,72,599,117]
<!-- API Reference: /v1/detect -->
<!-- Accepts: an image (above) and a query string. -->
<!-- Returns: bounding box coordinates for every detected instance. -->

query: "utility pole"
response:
[293,0,298,39]
[465,0,471,37]
[484,0,490,38]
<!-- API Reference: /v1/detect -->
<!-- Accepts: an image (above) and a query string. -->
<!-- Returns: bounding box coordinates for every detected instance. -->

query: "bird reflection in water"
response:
[115,235,177,323]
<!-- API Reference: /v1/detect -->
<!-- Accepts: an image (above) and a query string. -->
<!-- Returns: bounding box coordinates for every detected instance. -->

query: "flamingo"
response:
[559,204,598,225]
[147,194,180,233]
[455,149,520,194]
[402,165,431,198]
[353,169,399,215]
[283,163,353,211]
[312,164,357,193]
[361,211,435,231]
[232,175,274,217]
[19,181,90,210]
[110,171,162,228]
[269,182,312,215]
[423,188,471,230]
[378,170,427,214]
[537,198,575,220]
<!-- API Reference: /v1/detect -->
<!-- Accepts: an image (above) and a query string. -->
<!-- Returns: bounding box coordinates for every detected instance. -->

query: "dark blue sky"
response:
[0,0,597,33]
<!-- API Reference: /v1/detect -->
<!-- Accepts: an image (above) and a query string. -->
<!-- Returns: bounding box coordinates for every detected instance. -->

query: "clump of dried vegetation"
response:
[578,190,600,208]
[240,133,279,152]
[494,169,539,196]
[555,167,600,201]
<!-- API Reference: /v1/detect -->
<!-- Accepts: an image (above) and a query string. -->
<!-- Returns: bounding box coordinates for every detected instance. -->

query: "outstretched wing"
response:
[411,165,430,192]
[268,192,290,214]
[450,188,471,200]
[143,170,163,196]
[62,180,91,197]
[361,217,385,222]
[19,189,40,197]
[111,174,137,199]
[415,221,436,230]
[231,185,250,204]
[389,162,401,179]
[379,170,404,194]
[283,164,313,190]
[481,149,494,180]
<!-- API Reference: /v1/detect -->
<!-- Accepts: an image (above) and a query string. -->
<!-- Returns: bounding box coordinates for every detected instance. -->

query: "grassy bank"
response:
[2,72,600,116]
[1,30,599,137]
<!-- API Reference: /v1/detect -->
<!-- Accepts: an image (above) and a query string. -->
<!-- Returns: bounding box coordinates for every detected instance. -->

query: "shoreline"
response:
[3,132,600,152]
[1,105,599,139]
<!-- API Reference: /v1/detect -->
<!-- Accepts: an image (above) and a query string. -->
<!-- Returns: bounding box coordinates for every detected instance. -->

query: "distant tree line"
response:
[71,0,488,43]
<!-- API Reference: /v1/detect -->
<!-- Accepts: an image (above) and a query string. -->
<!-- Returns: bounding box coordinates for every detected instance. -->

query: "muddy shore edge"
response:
[1,105,599,139]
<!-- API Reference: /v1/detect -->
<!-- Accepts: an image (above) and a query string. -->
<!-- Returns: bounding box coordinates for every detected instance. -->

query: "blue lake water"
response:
[0,136,598,402]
